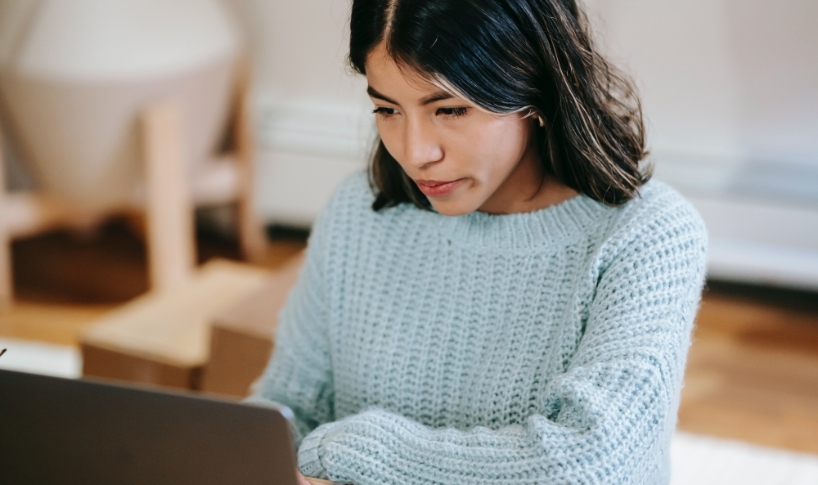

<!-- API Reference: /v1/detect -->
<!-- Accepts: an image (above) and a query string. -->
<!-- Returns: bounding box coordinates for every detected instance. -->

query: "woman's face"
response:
[365,43,546,216]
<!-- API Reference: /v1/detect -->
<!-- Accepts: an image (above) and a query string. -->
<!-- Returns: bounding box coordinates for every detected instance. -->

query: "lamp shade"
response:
[0,0,242,209]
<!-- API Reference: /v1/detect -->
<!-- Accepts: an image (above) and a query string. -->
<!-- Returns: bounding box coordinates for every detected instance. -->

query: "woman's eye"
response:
[437,107,469,118]
[372,107,397,117]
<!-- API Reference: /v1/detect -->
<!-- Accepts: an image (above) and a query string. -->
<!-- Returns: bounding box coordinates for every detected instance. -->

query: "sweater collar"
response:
[422,192,609,249]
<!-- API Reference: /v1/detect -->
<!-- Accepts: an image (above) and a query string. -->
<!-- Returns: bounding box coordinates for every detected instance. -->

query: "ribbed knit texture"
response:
[248,169,708,485]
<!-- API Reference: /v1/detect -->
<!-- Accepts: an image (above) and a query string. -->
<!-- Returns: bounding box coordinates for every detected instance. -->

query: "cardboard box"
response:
[80,259,272,390]
[200,253,304,398]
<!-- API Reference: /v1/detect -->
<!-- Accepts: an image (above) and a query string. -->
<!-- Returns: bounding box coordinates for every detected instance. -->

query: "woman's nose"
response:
[403,119,443,169]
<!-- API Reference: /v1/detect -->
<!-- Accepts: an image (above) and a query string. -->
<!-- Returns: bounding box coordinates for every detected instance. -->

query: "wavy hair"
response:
[349,0,650,211]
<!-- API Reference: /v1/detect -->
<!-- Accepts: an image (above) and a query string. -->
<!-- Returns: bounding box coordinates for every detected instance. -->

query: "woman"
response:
[249,0,708,483]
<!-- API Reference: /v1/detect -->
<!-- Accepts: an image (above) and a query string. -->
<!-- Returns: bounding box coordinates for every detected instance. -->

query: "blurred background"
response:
[0,0,816,483]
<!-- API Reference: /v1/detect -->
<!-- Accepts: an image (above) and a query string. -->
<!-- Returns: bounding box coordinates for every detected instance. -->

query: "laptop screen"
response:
[0,369,301,485]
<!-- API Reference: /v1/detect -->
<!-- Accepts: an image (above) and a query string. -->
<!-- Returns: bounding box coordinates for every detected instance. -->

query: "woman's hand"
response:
[295,469,312,485]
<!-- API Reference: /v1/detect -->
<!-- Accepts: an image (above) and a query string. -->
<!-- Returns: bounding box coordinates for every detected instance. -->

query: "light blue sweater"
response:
[249,169,708,484]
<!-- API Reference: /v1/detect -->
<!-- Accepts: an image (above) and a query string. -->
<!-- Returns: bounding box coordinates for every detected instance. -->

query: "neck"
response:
[478,147,578,215]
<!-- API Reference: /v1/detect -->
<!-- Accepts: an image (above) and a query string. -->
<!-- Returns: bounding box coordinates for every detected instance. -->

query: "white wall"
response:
[228,0,367,106]
[585,0,818,191]
[587,0,745,162]
[226,0,372,225]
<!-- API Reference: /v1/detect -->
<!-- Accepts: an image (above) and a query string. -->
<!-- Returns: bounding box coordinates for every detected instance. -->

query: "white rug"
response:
[0,337,81,378]
[671,432,818,485]
[2,337,818,483]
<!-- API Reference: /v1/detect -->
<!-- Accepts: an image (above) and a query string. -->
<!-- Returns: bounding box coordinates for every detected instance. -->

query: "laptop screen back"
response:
[0,369,300,485]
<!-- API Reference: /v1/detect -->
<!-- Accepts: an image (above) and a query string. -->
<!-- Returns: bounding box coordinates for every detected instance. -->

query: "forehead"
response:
[364,43,446,99]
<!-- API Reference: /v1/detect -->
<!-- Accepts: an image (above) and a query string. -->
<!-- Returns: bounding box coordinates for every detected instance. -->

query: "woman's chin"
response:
[429,199,478,217]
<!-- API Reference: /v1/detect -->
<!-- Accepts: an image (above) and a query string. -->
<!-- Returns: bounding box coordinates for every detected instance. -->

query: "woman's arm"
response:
[297,203,708,485]
[245,198,335,449]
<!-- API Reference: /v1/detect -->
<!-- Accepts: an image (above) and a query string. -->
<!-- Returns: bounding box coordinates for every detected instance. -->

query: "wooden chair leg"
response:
[232,58,267,264]
[0,128,13,308]
[141,101,196,292]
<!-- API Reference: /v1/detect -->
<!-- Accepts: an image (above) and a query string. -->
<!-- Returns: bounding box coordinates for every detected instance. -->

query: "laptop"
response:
[0,368,317,485]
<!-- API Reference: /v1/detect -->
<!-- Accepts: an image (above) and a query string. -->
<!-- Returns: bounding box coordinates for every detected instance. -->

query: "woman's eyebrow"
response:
[367,86,399,104]
[419,91,454,105]
[367,86,455,106]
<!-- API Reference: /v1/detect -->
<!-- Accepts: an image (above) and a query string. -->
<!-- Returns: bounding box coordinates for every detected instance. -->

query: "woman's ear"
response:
[527,109,546,127]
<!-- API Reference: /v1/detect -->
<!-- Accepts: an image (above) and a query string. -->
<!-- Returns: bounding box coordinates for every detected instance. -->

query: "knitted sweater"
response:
[248,169,708,484]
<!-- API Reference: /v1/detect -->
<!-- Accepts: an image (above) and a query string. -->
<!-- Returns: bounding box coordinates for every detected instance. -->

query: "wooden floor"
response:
[679,284,818,454]
[2,219,817,455]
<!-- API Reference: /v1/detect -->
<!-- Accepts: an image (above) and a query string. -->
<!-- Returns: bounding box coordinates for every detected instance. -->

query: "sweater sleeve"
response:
[245,190,336,457]
[296,201,708,485]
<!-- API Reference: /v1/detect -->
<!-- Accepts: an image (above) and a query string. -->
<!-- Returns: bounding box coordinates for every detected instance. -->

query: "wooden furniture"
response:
[0,126,12,309]
[80,259,270,389]
[201,252,304,397]
[0,63,266,306]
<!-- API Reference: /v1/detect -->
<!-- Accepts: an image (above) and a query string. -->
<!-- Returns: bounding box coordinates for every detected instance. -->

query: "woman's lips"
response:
[415,178,465,197]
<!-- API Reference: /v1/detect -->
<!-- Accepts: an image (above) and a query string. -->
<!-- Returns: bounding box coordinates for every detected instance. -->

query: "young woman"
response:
[249,0,708,483]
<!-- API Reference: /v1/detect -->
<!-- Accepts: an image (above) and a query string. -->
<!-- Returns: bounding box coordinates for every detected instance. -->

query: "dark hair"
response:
[349,0,651,211]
